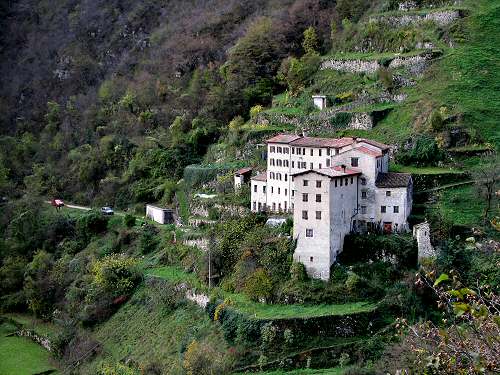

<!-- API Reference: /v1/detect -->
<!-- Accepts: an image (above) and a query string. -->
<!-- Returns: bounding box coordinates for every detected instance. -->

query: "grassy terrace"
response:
[0,317,59,375]
[389,164,462,174]
[146,266,377,320]
[434,184,485,227]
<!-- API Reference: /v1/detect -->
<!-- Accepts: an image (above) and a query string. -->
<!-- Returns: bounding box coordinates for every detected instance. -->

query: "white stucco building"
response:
[250,134,413,279]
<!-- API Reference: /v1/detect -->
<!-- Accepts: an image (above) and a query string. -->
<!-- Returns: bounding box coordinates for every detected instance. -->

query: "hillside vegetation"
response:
[0,0,498,374]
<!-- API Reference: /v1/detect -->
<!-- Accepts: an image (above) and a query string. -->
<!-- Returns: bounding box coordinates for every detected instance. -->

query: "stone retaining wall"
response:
[374,9,461,27]
[15,329,52,351]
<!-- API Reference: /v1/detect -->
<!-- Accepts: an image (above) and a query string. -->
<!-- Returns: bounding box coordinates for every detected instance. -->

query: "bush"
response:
[139,224,160,254]
[395,135,446,166]
[91,254,141,297]
[183,339,233,375]
[76,210,109,242]
[244,268,273,302]
[123,214,136,228]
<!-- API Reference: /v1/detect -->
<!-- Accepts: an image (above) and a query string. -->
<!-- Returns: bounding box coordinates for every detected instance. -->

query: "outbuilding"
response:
[234,167,253,190]
[146,204,174,224]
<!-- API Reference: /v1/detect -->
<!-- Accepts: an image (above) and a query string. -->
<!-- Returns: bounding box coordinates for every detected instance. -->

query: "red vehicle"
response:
[51,199,65,208]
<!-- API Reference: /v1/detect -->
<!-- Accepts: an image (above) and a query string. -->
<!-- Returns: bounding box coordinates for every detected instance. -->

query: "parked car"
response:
[51,199,65,208]
[100,206,114,215]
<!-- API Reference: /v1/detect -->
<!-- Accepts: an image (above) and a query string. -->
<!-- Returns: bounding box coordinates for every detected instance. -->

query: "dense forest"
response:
[0,0,498,374]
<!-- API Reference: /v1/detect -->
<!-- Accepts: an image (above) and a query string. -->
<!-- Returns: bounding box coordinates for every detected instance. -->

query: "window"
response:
[292,161,294,168]
[386,191,391,197]
[394,206,399,213]
[302,148,305,155]
[345,178,348,185]
[253,202,256,210]
[284,174,288,181]
[335,179,338,187]
[258,202,262,211]
[270,172,274,179]
[361,206,367,214]
[303,180,309,186]
[316,211,321,220]
[326,158,330,167]
[361,178,367,185]
[319,149,322,156]
[263,186,266,193]
[310,149,313,156]
[277,147,282,153]
[292,190,295,197]
[335,149,339,155]
[310,256,314,262]
[284,148,289,154]
[271,187,273,193]
[277,159,282,167]
[319,163,322,169]
[278,203,281,211]
[361,191,367,199]
[302,193,308,202]
[284,201,287,210]
[278,188,280,194]
[270,146,275,152]
[316,194,321,202]
[316,180,322,188]
[310,162,313,169]
[285,160,289,167]
[272,203,276,211]
[351,157,359,167]
[381,206,386,213]
[340,179,343,187]
[285,189,288,196]
[306,229,313,237]
[302,210,308,219]
[327,148,331,156]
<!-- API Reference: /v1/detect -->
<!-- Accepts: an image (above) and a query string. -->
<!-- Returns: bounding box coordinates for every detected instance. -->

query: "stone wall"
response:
[413,221,435,259]
[15,329,52,351]
[321,51,437,76]
[374,10,461,27]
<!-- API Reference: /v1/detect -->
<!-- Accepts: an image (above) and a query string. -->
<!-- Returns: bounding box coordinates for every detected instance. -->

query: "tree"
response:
[302,26,319,55]
[471,155,499,223]
[91,254,141,297]
[244,268,273,302]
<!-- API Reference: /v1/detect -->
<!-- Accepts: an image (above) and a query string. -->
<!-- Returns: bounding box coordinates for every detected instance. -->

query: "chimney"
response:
[302,128,307,137]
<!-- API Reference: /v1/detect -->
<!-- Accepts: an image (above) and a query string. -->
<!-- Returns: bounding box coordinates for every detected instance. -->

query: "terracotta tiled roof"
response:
[251,172,267,182]
[355,145,383,157]
[375,172,412,188]
[290,136,354,148]
[235,167,252,175]
[266,134,302,144]
[358,138,390,151]
[292,166,362,179]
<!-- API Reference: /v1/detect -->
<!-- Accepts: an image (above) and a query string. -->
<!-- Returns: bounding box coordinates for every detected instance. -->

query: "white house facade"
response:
[250,134,413,279]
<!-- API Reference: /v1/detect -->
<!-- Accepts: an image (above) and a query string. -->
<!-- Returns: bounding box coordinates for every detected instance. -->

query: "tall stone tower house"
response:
[250,134,413,279]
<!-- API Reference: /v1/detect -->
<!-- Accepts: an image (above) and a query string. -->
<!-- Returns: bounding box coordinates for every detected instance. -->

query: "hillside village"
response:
[0,0,499,374]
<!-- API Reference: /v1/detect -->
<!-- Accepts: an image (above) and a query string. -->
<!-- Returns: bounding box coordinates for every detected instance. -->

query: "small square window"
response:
[316,194,321,202]
[310,256,314,262]
[394,206,399,213]
[386,191,391,197]
[316,180,322,188]
[316,211,321,220]
[361,206,367,214]
[361,178,367,186]
[351,157,359,167]
[306,229,313,237]
[381,206,386,213]
[361,191,367,199]
[302,210,308,219]
[303,193,308,202]
[303,180,308,186]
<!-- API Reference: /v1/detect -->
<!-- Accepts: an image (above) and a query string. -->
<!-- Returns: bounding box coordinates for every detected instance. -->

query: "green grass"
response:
[389,164,462,174]
[3,313,59,338]
[0,322,59,375]
[79,285,228,374]
[435,184,485,226]
[147,266,377,320]
[176,187,190,224]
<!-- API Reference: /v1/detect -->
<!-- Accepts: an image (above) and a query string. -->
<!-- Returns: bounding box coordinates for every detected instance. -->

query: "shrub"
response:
[183,339,233,375]
[123,214,136,228]
[395,135,446,166]
[290,262,308,282]
[91,254,141,297]
[244,268,273,302]
[139,224,160,254]
[250,105,264,119]
[76,210,109,242]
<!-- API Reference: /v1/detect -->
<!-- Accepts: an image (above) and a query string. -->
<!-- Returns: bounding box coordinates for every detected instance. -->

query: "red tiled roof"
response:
[375,172,412,188]
[251,172,267,182]
[290,136,354,148]
[292,166,362,179]
[235,167,252,175]
[357,138,390,151]
[266,134,302,144]
[355,145,383,157]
